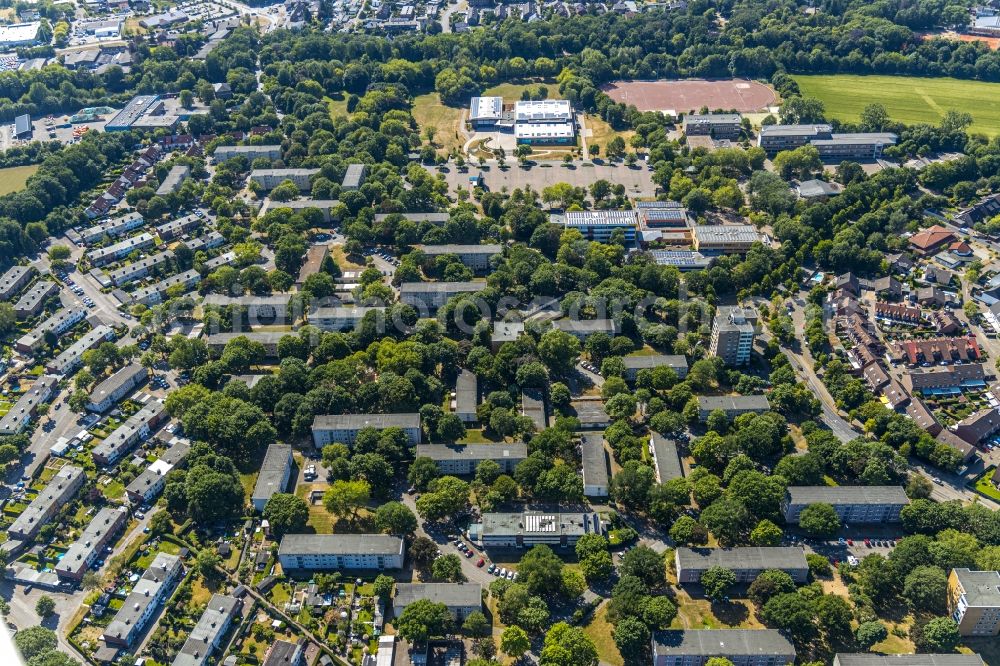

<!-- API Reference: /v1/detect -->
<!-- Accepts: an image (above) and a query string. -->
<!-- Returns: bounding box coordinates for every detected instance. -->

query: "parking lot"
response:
[433,161,659,198]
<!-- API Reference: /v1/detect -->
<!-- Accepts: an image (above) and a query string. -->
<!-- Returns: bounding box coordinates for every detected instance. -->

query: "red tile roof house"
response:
[909,225,957,256]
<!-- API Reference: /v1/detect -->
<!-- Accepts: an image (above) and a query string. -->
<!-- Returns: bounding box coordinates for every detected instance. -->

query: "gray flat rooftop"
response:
[580,433,609,489]
[698,395,770,411]
[418,244,502,255]
[251,443,292,504]
[414,443,527,461]
[651,630,796,658]
[835,655,985,666]
[278,533,402,557]
[676,546,808,571]
[952,569,1000,607]
[312,413,420,430]
[399,281,482,294]
[622,354,688,371]
[786,485,910,506]
[394,583,481,608]
[649,434,684,482]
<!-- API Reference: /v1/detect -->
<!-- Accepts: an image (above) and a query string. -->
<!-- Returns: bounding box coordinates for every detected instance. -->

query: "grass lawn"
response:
[411,93,465,156]
[483,80,563,101]
[671,588,763,630]
[103,480,125,500]
[582,604,623,666]
[331,244,365,270]
[793,74,1000,137]
[585,113,635,155]
[972,468,1000,501]
[458,428,502,444]
[0,165,39,196]
[296,483,335,533]
[327,95,349,118]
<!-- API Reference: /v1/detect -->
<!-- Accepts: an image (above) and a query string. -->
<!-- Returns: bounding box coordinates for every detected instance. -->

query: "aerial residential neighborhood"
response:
[4,2,1000,666]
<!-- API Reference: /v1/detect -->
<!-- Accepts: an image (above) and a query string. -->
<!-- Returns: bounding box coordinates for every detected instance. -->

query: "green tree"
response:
[669,515,708,545]
[500,625,530,659]
[700,566,737,601]
[612,616,650,661]
[323,479,370,523]
[798,503,840,537]
[814,594,853,638]
[580,551,613,582]
[903,565,948,613]
[262,493,309,538]
[518,545,564,594]
[34,595,55,618]
[373,574,395,601]
[408,456,440,490]
[539,622,598,666]
[855,621,888,649]
[748,569,797,608]
[432,553,466,582]
[463,610,490,637]
[761,593,816,640]
[14,627,57,660]
[749,519,783,546]
[620,545,665,588]
[397,599,454,642]
[374,501,417,535]
[912,617,960,653]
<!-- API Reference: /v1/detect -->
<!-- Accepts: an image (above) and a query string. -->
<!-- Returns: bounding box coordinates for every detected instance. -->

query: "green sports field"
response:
[792,74,1000,137]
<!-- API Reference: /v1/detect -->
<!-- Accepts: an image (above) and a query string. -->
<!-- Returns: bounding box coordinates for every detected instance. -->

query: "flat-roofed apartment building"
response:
[0,264,36,300]
[622,354,689,381]
[203,294,292,321]
[132,269,202,306]
[783,485,910,524]
[57,506,129,582]
[277,534,405,571]
[399,281,482,310]
[87,363,148,412]
[156,214,202,241]
[580,433,609,498]
[15,307,86,354]
[453,369,478,423]
[650,629,796,666]
[258,198,342,223]
[342,163,367,190]
[833,655,985,666]
[553,318,618,341]
[102,552,183,648]
[108,250,174,287]
[251,168,320,191]
[649,434,684,483]
[8,464,85,540]
[948,568,1000,636]
[252,443,293,512]
[418,244,502,273]
[415,443,526,476]
[172,593,242,666]
[213,144,282,162]
[81,211,145,244]
[683,113,742,139]
[710,305,756,366]
[393,583,481,621]
[88,232,156,266]
[155,165,190,197]
[296,244,329,286]
[675,547,809,584]
[91,397,166,466]
[47,325,116,375]
[0,375,57,436]
[373,212,450,225]
[480,512,603,549]
[14,280,58,318]
[697,395,770,421]
[693,225,762,254]
[312,413,421,447]
[205,331,285,357]
[560,209,637,243]
[308,306,386,331]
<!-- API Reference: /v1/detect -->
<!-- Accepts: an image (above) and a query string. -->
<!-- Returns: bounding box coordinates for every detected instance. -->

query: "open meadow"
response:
[0,165,39,196]
[793,74,1000,136]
